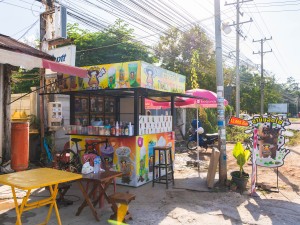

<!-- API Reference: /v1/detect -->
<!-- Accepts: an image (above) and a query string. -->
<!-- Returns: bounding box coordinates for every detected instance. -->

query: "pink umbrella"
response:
[175,89,228,161]
[175,89,228,108]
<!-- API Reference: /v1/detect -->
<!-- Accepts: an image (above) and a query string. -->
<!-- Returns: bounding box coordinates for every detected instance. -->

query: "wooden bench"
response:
[108,192,136,223]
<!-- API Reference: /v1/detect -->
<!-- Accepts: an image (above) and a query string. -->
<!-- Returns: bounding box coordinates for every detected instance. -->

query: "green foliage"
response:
[233,142,251,176]
[226,125,249,142]
[286,130,300,146]
[67,20,156,67]
[154,26,217,90]
[232,66,286,114]
[11,68,40,94]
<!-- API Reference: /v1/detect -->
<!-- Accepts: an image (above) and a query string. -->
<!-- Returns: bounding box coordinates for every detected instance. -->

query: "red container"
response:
[11,122,29,171]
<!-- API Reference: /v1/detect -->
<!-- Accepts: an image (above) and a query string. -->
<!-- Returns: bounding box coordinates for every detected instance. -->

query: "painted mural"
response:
[52,61,185,94]
[69,132,174,187]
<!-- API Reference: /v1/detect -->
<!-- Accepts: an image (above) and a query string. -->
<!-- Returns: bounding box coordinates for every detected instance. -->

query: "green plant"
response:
[286,130,300,146]
[226,125,249,142]
[233,142,251,178]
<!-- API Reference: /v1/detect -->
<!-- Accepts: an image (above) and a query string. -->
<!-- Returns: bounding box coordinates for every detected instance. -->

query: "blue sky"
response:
[0,0,299,84]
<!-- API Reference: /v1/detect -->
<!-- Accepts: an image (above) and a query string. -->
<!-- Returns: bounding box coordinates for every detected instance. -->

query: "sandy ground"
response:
[0,142,300,225]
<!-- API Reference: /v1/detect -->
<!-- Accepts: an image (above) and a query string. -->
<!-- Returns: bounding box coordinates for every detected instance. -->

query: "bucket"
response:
[11,122,29,171]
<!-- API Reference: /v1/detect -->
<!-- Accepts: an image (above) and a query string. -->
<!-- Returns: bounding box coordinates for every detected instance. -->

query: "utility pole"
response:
[39,0,55,152]
[214,0,227,186]
[253,37,272,115]
[225,0,252,117]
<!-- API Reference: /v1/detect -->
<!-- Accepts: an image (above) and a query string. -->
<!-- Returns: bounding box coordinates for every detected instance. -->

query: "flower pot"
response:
[231,171,249,193]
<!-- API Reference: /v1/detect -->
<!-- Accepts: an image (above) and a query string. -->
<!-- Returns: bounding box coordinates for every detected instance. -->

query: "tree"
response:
[281,77,300,116]
[155,26,220,132]
[11,68,40,94]
[155,26,217,90]
[67,20,156,67]
[236,66,283,114]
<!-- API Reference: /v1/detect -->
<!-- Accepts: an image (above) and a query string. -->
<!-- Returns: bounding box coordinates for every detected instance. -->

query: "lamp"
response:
[222,22,232,34]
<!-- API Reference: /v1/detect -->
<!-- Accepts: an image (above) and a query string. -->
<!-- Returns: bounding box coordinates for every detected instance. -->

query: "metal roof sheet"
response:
[0,34,54,60]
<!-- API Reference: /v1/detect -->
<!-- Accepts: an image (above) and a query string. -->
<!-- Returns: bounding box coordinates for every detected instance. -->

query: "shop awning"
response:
[0,48,87,77]
[42,59,87,78]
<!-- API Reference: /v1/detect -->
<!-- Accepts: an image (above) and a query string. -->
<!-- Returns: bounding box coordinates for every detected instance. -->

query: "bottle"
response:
[124,122,129,136]
[93,156,101,173]
[111,123,116,136]
[121,121,125,136]
[115,121,119,136]
[119,121,123,136]
[129,122,133,136]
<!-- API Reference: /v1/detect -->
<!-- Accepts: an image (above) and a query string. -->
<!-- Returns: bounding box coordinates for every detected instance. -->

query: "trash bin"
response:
[11,122,29,171]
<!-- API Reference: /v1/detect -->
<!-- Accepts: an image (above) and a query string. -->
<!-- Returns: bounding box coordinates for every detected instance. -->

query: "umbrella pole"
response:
[196,106,202,177]
[196,107,199,161]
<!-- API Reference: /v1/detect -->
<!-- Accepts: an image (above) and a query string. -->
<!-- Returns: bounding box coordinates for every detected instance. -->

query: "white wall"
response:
[10,91,70,153]
[54,94,70,151]
[10,94,31,116]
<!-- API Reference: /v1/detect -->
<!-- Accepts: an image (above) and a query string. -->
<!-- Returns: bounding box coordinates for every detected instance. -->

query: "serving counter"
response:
[68,131,174,187]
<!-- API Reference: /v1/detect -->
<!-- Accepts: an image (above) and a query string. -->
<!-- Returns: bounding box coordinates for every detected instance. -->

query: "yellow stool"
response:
[109,192,136,223]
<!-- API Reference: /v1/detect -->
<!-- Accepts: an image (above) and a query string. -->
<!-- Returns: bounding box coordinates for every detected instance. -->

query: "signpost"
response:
[229,114,291,195]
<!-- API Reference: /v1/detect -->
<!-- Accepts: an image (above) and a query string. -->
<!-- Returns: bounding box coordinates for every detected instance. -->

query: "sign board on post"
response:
[268,103,288,113]
[228,114,291,196]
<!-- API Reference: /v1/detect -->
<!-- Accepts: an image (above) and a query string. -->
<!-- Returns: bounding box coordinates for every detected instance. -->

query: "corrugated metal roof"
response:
[0,34,55,60]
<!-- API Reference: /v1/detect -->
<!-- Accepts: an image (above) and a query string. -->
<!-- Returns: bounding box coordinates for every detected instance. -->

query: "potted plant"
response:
[231,142,251,193]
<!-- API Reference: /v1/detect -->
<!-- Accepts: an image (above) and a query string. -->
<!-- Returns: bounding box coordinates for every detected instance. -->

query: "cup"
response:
[88,126,94,135]
[76,125,82,134]
[99,126,105,135]
[81,126,88,135]
[100,145,114,169]
[71,125,77,134]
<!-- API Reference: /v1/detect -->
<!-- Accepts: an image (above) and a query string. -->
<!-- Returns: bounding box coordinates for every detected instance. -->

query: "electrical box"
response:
[47,102,63,130]
[41,5,67,41]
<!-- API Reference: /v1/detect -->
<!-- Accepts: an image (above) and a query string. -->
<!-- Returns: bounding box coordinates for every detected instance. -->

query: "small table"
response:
[0,168,82,225]
[76,171,122,221]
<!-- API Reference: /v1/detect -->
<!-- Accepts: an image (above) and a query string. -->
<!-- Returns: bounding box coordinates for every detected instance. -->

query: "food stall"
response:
[45,61,187,187]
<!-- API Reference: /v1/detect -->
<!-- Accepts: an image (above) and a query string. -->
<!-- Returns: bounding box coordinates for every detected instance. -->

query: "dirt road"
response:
[0,142,299,225]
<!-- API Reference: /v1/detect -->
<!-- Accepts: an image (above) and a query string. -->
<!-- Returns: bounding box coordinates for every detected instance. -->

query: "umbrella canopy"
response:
[145,98,170,109]
[176,89,228,108]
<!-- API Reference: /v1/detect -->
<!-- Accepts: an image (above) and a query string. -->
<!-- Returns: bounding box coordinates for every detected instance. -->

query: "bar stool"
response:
[152,146,174,189]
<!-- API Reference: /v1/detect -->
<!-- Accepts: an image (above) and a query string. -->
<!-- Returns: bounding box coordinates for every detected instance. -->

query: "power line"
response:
[0,1,41,12]
[18,19,39,40]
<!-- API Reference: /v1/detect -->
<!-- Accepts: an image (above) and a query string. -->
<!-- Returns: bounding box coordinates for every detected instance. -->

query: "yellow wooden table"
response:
[0,168,82,225]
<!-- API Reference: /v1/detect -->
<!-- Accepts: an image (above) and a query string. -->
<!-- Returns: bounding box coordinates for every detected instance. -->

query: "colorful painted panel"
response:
[80,61,141,90]
[69,132,174,187]
[140,61,186,93]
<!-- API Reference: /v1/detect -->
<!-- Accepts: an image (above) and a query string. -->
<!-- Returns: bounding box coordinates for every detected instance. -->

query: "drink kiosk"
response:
[46,61,186,187]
